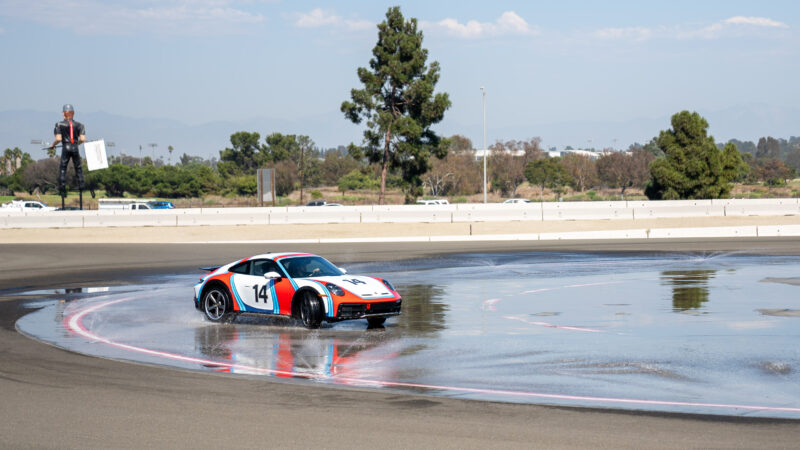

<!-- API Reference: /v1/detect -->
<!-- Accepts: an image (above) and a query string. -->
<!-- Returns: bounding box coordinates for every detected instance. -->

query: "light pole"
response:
[481,86,487,204]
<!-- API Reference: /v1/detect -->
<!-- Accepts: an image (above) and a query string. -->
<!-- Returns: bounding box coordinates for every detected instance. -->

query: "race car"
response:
[194,252,402,328]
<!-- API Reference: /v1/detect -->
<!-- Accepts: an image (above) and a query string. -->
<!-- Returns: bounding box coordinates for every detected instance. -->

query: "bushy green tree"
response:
[338,169,379,195]
[218,131,266,177]
[524,157,569,201]
[341,6,451,204]
[646,111,743,200]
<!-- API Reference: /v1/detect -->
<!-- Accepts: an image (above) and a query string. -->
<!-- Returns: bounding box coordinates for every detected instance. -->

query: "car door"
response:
[234,259,294,315]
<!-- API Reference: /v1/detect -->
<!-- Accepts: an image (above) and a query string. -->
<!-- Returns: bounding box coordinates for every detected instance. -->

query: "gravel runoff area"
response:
[2,219,800,448]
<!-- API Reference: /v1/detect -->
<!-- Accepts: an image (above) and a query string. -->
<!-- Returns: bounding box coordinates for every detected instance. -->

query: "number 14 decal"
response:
[252,284,269,303]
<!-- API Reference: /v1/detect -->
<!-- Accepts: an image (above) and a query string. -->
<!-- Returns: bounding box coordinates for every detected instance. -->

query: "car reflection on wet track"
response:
[15,251,800,418]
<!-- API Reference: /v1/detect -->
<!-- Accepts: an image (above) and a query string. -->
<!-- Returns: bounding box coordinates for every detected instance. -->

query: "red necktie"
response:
[69,120,74,144]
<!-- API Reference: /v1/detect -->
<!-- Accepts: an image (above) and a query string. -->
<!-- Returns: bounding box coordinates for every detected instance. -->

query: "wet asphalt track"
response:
[17,251,800,418]
[3,240,800,448]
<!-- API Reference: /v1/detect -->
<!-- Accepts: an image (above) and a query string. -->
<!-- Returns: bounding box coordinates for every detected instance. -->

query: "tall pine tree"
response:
[646,111,743,199]
[341,6,451,203]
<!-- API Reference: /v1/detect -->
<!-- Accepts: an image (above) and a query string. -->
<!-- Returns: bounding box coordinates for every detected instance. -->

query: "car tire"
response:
[366,317,386,327]
[203,287,233,323]
[299,292,322,329]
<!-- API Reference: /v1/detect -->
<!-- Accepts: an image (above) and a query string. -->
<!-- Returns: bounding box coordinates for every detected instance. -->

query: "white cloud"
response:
[295,8,340,28]
[724,16,789,28]
[292,8,373,32]
[0,0,265,36]
[593,16,789,42]
[424,11,538,39]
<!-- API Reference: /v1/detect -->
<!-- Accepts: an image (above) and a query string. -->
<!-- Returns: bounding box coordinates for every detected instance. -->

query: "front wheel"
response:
[299,293,322,329]
[203,287,233,323]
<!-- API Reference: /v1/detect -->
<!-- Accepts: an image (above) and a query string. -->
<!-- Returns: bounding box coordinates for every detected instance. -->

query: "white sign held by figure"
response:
[84,139,109,171]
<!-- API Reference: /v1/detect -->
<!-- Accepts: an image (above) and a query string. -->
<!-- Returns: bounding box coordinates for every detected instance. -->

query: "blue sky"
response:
[1,1,799,154]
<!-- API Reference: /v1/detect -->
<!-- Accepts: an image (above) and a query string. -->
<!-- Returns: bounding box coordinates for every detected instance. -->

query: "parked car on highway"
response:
[306,200,342,207]
[1,200,56,211]
[416,199,449,205]
[147,201,175,209]
[194,252,402,328]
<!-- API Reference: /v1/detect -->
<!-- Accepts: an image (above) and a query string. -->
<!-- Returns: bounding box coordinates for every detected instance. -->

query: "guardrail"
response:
[1,198,799,229]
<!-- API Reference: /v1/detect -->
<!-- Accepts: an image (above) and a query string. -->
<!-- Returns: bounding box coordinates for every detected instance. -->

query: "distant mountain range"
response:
[2,104,798,160]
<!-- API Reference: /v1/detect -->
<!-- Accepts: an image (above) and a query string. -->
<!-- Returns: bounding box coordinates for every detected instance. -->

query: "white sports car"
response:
[194,252,402,328]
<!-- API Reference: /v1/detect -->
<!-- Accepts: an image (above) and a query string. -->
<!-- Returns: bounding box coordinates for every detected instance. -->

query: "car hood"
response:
[311,275,395,299]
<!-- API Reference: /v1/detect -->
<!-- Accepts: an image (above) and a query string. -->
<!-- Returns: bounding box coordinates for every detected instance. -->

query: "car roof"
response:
[246,252,317,261]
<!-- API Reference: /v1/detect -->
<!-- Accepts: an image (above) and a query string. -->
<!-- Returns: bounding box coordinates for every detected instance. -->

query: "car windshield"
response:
[280,256,342,278]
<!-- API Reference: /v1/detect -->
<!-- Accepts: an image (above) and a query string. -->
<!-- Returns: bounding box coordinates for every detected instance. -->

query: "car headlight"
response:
[381,279,396,292]
[326,283,345,296]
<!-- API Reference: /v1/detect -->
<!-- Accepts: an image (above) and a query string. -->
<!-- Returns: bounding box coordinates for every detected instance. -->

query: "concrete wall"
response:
[2,199,799,231]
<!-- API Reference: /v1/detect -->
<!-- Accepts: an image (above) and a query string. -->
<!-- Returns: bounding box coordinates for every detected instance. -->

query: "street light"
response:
[481,86,487,204]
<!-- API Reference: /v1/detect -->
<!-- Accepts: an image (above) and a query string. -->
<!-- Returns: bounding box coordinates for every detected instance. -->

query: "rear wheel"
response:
[299,293,322,329]
[367,317,386,327]
[203,287,233,323]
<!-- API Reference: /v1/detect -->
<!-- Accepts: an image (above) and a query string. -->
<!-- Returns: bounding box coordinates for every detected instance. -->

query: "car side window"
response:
[251,259,281,277]
[229,261,251,274]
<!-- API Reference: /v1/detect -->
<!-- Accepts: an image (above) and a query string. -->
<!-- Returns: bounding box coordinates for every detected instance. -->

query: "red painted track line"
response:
[64,297,800,415]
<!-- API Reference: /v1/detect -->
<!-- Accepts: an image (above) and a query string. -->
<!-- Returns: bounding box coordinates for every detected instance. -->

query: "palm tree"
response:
[3,149,12,176]
[12,147,22,170]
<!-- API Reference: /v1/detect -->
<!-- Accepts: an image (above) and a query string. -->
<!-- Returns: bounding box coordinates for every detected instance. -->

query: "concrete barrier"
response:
[631,200,725,219]
[2,199,799,231]
[270,206,363,225]
[540,229,648,240]
[452,204,542,222]
[723,199,800,217]
[1,212,84,229]
[756,225,800,237]
[648,226,758,239]
[83,213,179,227]
[361,207,453,223]
[542,201,632,221]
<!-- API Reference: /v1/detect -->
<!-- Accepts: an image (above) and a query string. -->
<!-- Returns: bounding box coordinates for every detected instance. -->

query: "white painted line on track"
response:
[63,297,800,416]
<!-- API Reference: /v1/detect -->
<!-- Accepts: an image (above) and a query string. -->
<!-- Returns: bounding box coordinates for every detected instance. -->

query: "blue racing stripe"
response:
[230,275,246,311]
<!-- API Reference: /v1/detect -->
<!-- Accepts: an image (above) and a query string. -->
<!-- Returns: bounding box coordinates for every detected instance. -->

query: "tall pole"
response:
[481,86,487,204]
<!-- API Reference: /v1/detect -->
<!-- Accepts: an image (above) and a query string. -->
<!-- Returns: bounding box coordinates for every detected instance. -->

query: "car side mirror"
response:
[338,267,347,275]
[264,271,282,280]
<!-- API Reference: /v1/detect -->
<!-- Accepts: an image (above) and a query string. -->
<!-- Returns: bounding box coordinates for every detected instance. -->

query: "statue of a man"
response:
[49,104,86,192]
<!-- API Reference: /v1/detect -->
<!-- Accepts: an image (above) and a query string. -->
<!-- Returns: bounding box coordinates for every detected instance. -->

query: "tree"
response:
[596,149,655,198]
[425,138,481,196]
[560,153,598,192]
[217,131,265,177]
[489,138,543,197]
[319,150,360,186]
[524,157,569,201]
[22,158,62,194]
[341,6,451,204]
[168,145,174,165]
[338,169,379,196]
[646,111,743,200]
[785,148,800,173]
[754,158,795,186]
[756,137,781,160]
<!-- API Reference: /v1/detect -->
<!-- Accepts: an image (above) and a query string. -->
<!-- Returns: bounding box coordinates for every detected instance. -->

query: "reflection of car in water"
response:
[193,326,399,380]
[194,252,402,328]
